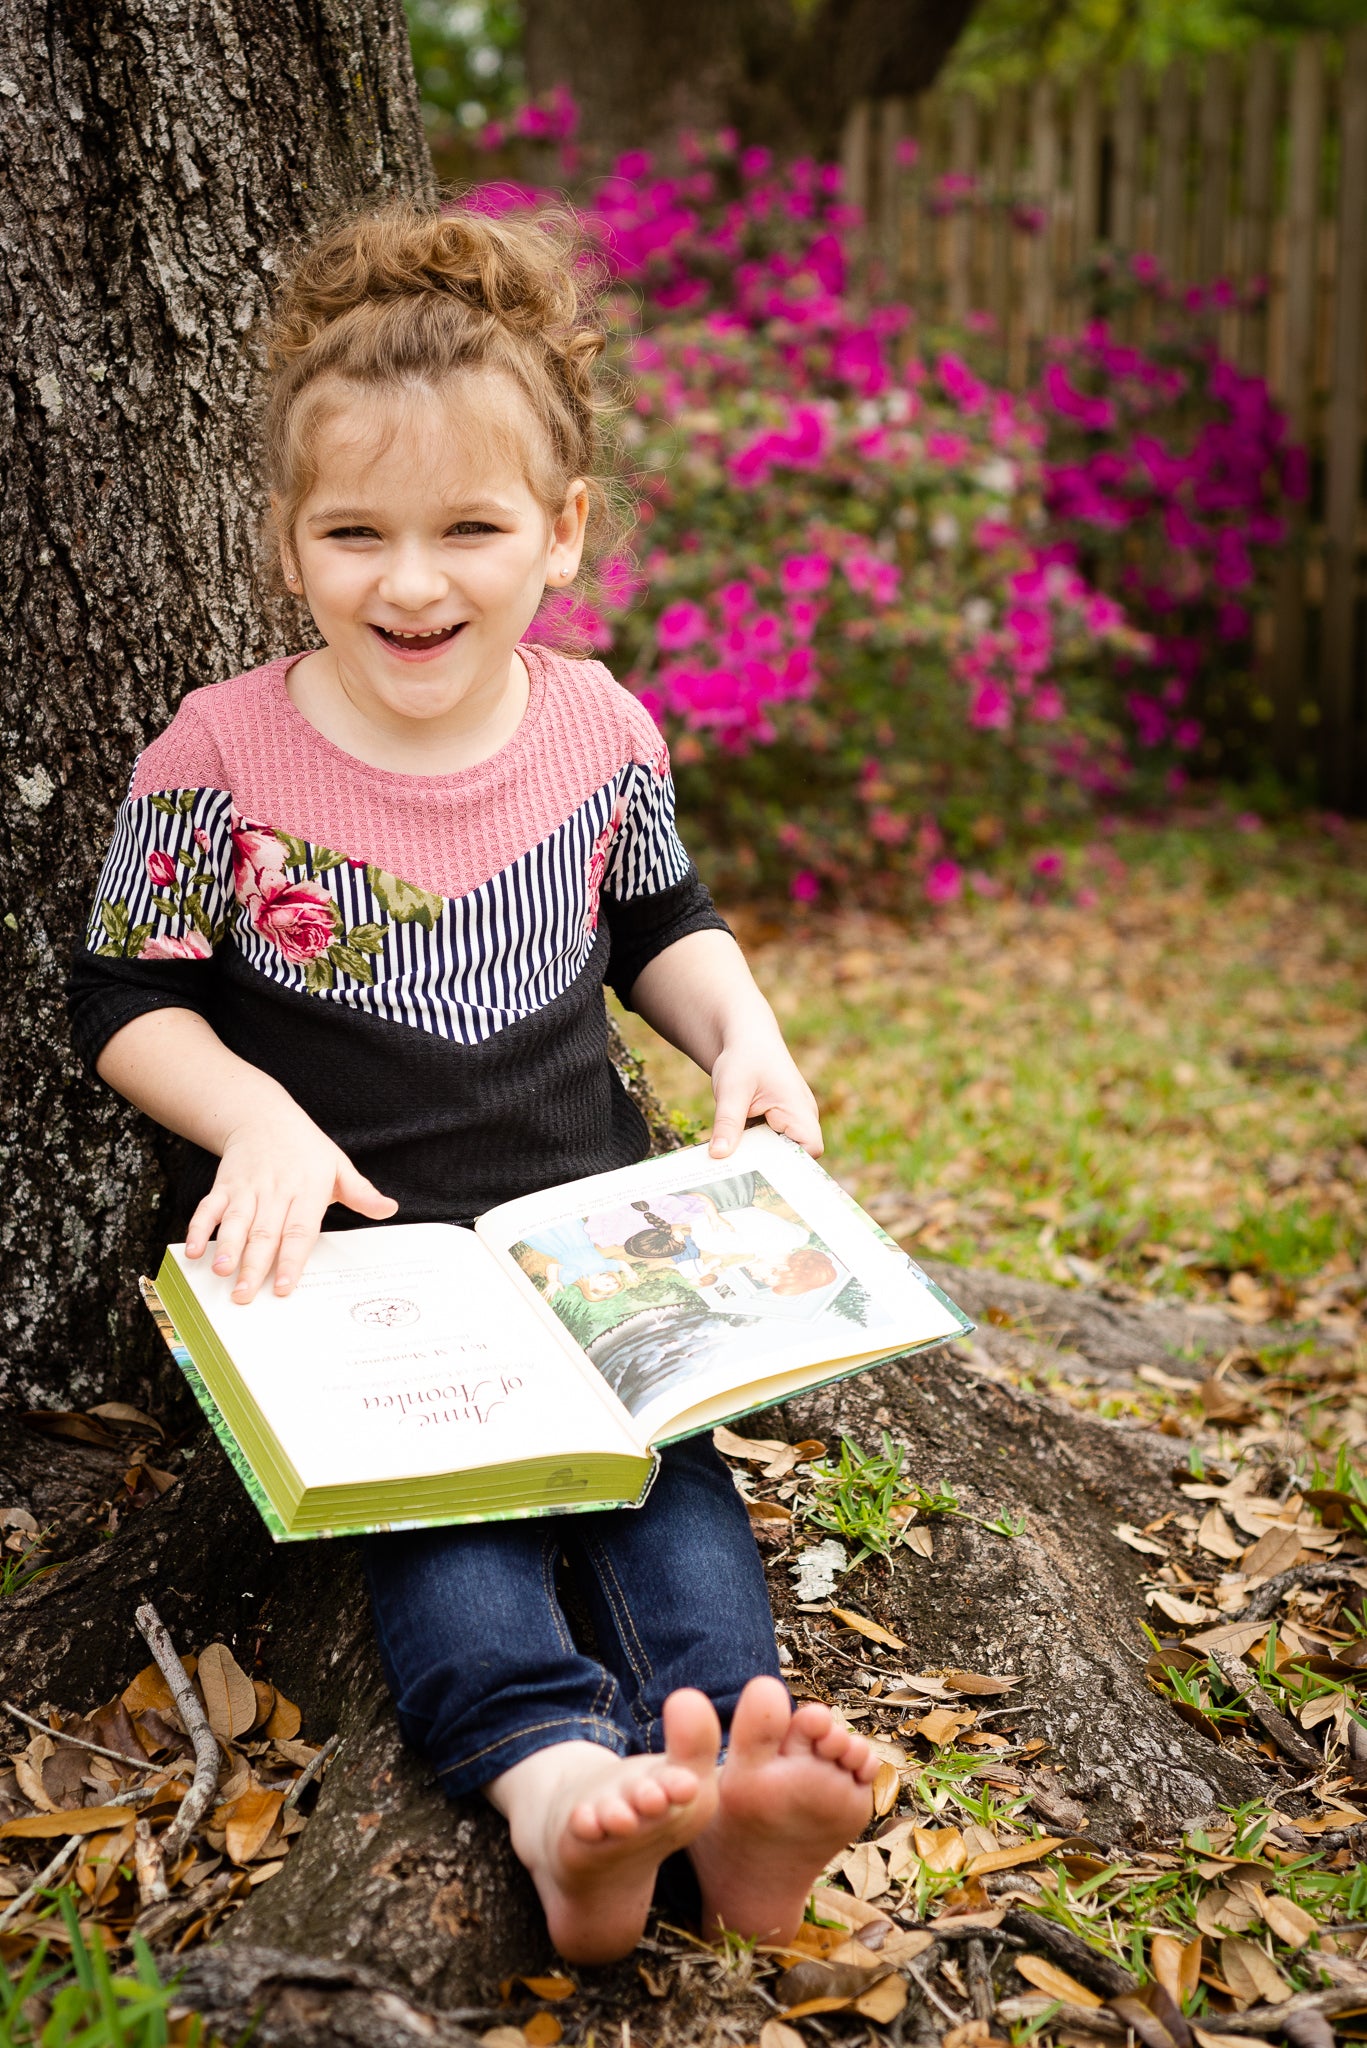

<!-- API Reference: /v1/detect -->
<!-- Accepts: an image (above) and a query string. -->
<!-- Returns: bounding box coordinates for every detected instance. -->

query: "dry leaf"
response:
[1015,1955,1104,2007]
[250,1681,276,1732]
[966,1835,1067,1876]
[1183,1620,1270,1656]
[247,1859,287,1886]
[829,1606,906,1651]
[913,1825,967,1873]
[1192,2030,1269,2048]
[15,1748,56,1814]
[1197,1509,1246,1562]
[903,1525,934,1557]
[265,1691,302,1742]
[784,1922,850,1961]
[808,1883,894,1933]
[197,1642,257,1742]
[944,2025,997,2048]
[1220,1937,1292,2006]
[1199,1377,1257,1420]
[1196,1888,1260,1938]
[873,1929,936,1964]
[913,1707,978,1746]
[121,1661,177,1717]
[88,1401,163,1434]
[1241,1526,1306,1581]
[854,1974,908,2021]
[224,1787,284,1865]
[522,2017,562,2047]
[515,1976,575,2001]
[941,1670,1020,1696]
[871,1759,900,1817]
[837,1841,889,1899]
[1146,1590,1220,1626]
[961,1823,999,1860]
[1,1805,139,1838]
[1151,1932,1203,2007]
[1116,1523,1169,1556]
[759,2024,806,2048]
[479,2031,527,2048]
[1260,1893,1317,1947]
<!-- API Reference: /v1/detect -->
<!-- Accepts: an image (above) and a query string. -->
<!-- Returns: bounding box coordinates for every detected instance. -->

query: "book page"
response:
[477,1130,967,1445]
[164,1224,642,1489]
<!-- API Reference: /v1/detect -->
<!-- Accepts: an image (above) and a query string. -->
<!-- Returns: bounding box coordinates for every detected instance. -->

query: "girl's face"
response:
[284,372,587,735]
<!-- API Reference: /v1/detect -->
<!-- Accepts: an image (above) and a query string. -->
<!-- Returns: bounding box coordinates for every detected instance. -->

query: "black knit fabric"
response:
[68,873,726,1228]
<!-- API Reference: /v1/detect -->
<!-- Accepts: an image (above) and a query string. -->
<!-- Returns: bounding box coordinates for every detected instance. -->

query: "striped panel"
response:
[85,764,694,1046]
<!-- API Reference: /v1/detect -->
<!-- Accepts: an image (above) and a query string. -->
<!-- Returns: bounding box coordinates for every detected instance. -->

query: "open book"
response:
[146,1128,972,1541]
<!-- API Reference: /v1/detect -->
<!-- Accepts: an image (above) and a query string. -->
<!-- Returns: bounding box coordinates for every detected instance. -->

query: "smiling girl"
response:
[69,201,877,1963]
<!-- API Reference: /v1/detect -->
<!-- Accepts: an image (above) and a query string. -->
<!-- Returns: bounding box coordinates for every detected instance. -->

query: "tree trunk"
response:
[0,0,435,1412]
[520,0,979,162]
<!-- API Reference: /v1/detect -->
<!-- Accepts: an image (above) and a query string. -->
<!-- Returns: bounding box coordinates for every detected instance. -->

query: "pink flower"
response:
[231,813,290,907]
[1235,811,1263,834]
[146,850,177,888]
[251,882,338,964]
[969,682,1011,731]
[925,859,963,906]
[1032,851,1064,880]
[656,601,709,651]
[789,869,821,904]
[584,794,628,935]
[780,552,832,594]
[1172,719,1202,751]
[194,829,211,855]
[139,931,211,961]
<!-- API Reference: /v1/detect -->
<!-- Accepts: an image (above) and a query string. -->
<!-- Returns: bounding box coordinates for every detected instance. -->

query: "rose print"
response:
[194,828,211,855]
[584,793,628,937]
[647,736,670,780]
[146,849,177,888]
[250,880,338,964]
[139,931,212,961]
[230,811,290,908]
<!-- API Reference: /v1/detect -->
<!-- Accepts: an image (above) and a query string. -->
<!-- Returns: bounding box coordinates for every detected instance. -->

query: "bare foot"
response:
[688,1677,877,1944]
[488,1690,720,1963]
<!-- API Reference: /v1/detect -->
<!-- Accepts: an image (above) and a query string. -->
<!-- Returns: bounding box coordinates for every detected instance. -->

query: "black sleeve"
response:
[67,949,218,1078]
[601,865,731,1009]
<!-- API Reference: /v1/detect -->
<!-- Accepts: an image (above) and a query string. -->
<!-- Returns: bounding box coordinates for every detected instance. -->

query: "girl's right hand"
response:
[184,1112,398,1304]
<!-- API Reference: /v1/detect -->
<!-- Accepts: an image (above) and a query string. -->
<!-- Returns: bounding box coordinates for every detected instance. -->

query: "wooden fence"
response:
[841,28,1367,810]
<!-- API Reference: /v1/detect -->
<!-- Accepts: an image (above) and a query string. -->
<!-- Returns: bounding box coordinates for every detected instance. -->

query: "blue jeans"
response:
[363,1435,784,1797]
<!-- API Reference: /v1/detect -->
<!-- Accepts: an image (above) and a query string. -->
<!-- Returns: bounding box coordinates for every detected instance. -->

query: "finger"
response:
[335,1162,399,1219]
[765,1103,824,1157]
[709,1075,753,1160]
[186,1186,230,1259]
[272,1205,324,1297]
[233,1203,290,1305]
[210,1198,257,1280]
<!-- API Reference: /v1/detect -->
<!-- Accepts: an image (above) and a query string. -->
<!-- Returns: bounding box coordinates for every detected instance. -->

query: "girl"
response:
[69,201,877,1965]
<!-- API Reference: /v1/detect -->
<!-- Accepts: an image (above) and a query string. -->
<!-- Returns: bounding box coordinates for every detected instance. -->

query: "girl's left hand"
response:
[709,1033,823,1160]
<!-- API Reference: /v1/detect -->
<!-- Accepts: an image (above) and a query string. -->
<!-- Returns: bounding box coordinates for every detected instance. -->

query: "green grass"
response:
[0,1889,217,2047]
[615,818,1367,1302]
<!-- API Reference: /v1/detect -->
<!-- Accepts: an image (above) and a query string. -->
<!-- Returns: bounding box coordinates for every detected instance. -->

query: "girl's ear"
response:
[545,479,590,588]
[273,496,303,593]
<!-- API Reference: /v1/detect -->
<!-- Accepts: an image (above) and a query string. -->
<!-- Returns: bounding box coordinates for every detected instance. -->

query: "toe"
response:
[784,1701,833,1754]
[628,1776,670,1820]
[729,1677,792,1762]
[662,1688,722,1775]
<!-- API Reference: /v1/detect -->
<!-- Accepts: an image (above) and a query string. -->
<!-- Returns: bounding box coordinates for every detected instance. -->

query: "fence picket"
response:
[1272,35,1326,763]
[1155,60,1189,284]
[1110,63,1142,250]
[1198,53,1234,287]
[1321,25,1367,806]
[1071,76,1101,318]
[948,92,979,323]
[1239,44,1278,373]
[1025,77,1060,356]
[990,84,1020,368]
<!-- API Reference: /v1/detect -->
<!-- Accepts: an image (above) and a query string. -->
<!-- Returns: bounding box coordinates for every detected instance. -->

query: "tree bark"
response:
[520,0,979,162]
[0,0,435,1411]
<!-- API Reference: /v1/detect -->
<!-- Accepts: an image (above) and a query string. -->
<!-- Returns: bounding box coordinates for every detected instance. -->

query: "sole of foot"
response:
[510,1689,721,1964]
[688,1676,877,1945]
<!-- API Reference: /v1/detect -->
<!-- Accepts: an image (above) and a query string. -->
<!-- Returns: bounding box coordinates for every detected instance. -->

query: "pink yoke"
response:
[129,643,668,902]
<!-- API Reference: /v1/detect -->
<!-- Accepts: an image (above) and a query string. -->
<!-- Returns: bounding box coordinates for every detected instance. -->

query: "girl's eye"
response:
[448,521,499,537]
[325,526,378,541]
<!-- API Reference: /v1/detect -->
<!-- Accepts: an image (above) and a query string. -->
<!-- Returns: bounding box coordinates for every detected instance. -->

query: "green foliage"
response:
[805,1433,956,1565]
[405,0,523,165]
[0,1891,213,2047]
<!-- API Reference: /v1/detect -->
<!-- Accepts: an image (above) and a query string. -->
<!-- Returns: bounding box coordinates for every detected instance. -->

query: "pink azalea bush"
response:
[467,108,1294,908]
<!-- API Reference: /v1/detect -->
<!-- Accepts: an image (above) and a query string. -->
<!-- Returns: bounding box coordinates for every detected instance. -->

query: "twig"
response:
[0,1785,153,1934]
[1209,1647,1323,1771]
[1232,1563,1367,1623]
[905,1956,963,2026]
[3,1698,160,1772]
[1193,1986,1367,2037]
[282,1730,340,1810]
[966,1935,996,2023]
[134,1816,168,1907]
[1000,1908,1138,1996]
[134,1602,220,1862]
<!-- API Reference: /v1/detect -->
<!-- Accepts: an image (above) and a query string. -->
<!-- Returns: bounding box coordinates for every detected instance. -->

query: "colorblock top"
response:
[68,644,727,1227]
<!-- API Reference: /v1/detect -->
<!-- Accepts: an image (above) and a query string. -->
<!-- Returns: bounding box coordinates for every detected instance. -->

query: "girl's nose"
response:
[378,545,448,611]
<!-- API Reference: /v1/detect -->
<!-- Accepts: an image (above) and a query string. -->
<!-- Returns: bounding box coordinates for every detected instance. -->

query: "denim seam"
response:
[540,1540,577,1659]
[436,1713,629,1779]
[586,1541,657,1738]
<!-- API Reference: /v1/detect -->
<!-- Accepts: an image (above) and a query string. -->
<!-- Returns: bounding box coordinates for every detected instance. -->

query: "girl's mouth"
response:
[370,622,465,660]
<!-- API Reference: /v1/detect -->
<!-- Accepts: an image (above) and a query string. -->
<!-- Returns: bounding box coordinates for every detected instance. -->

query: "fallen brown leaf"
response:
[759,2023,806,2048]
[1219,1936,1291,2006]
[1151,1931,1203,2007]
[912,1825,967,1873]
[1260,1893,1318,1947]
[966,1835,1068,1876]
[871,1759,900,1816]
[941,1670,1021,1696]
[522,2016,562,2047]
[197,1642,257,1743]
[1016,1956,1103,2007]
[1,1805,138,1838]
[829,1606,906,1651]
[1196,1509,1246,1562]
[223,1787,284,1865]
[265,1691,303,1742]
